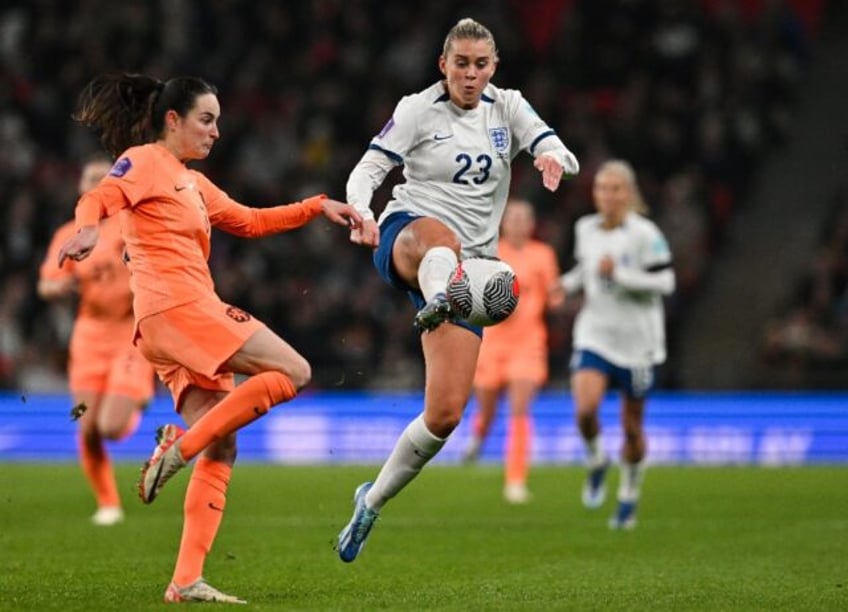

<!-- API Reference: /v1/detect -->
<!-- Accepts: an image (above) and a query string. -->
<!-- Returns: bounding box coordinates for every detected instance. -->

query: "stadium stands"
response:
[0,0,824,391]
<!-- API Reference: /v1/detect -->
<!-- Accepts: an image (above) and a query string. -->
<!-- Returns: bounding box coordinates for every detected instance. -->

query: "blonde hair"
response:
[442,18,499,61]
[597,159,649,214]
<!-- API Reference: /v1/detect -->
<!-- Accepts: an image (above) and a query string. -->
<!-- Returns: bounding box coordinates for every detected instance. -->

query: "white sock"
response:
[417,247,458,301]
[365,414,447,511]
[583,433,606,469]
[618,459,645,503]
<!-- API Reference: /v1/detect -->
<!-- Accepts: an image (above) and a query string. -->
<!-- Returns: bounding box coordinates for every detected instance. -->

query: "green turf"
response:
[1,464,846,611]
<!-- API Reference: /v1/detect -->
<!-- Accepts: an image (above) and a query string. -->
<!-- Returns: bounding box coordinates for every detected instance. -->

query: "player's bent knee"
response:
[427,407,463,432]
[204,436,238,464]
[282,357,311,390]
[437,231,461,255]
[99,423,126,441]
[405,218,461,255]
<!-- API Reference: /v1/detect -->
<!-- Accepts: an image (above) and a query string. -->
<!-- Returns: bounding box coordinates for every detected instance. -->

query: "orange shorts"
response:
[135,297,265,408]
[69,317,155,401]
[474,340,548,389]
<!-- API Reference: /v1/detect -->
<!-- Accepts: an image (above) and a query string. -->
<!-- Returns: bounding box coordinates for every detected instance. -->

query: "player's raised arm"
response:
[346,147,398,248]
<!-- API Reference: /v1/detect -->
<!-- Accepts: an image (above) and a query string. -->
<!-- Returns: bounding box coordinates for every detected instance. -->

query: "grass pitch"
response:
[1,464,846,611]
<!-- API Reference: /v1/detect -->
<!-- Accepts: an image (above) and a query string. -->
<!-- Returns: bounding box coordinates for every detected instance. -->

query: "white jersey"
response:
[347,81,578,259]
[562,211,675,368]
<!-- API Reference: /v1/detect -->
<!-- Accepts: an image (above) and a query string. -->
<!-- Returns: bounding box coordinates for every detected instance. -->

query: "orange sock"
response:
[180,371,297,460]
[172,457,231,586]
[78,432,120,508]
[505,414,531,486]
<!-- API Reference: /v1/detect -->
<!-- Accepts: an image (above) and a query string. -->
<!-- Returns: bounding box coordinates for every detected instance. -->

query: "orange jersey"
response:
[483,239,559,350]
[40,214,133,322]
[74,143,325,321]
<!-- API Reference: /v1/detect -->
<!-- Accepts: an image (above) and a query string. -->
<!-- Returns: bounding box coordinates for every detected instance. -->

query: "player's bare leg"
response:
[610,396,646,530]
[338,325,480,562]
[572,369,610,508]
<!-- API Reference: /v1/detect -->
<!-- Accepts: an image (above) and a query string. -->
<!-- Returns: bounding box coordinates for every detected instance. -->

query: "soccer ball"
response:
[446,257,520,327]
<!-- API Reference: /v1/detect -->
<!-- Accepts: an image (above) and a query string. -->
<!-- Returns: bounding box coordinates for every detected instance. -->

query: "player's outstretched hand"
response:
[321,199,363,229]
[58,225,100,267]
[534,155,564,192]
[350,219,380,248]
[535,151,579,191]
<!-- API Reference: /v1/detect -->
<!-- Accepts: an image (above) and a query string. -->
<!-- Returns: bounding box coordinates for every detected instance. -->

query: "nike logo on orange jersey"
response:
[174,185,190,191]
[208,502,224,512]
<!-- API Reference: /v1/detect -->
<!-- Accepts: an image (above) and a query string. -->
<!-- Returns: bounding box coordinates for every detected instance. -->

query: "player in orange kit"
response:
[39,154,155,526]
[58,72,362,604]
[462,198,561,503]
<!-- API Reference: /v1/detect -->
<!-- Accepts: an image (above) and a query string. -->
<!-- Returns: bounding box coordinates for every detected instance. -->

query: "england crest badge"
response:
[489,127,510,157]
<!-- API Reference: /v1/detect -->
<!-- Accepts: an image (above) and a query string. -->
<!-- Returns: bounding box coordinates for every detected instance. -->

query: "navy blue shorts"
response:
[570,349,655,399]
[374,211,482,337]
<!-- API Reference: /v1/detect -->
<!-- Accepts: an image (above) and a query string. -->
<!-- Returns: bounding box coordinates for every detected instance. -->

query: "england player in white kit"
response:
[556,159,675,530]
[337,18,579,562]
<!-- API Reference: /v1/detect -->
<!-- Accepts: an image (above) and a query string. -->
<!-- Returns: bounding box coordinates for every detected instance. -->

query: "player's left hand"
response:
[534,155,564,192]
[321,199,363,229]
[58,225,100,267]
[350,218,380,248]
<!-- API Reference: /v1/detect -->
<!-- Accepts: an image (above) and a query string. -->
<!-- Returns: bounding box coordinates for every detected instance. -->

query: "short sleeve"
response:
[369,95,420,163]
[98,146,156,208]
[505,89,557,155]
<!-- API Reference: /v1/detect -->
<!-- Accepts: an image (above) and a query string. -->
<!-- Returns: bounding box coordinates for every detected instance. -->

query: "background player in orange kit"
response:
[39,154,155,526]
[57,72,362,604]
[462,198,561,503]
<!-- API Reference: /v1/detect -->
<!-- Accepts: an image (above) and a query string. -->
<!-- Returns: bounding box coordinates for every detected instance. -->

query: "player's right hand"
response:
[350,218,379,248]
[58,225,100,267]
[320,198,363,229]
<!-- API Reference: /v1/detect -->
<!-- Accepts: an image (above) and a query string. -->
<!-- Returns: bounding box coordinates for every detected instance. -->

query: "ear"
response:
[438,55,447,76]
[164,109,181,131]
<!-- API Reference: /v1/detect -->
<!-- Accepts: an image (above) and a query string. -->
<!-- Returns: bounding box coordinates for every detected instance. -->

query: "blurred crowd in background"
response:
[0,0,824,392]
[763,183,848,374]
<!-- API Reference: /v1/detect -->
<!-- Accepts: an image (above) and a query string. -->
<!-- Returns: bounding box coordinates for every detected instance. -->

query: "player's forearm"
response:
[74,182,129,228]
[74,192,107,228]
[221,195,327,237]
[346,149,395,222]
[613,267,675,295]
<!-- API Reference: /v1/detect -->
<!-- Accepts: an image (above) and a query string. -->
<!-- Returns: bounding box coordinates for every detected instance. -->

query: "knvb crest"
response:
[489,127,509,154]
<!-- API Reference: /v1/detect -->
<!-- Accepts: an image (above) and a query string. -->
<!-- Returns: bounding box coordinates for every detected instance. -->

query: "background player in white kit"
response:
[337,18,579,562]
[553,159,675,529]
